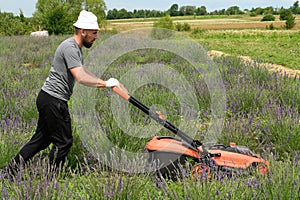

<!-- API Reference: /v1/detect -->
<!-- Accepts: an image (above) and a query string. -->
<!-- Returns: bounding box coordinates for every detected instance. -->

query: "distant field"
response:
[107,15,300,31]
[106,15,300,70]
[193,29,300,70]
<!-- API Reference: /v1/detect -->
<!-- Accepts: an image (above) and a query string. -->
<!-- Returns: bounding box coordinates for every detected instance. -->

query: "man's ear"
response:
[80,29,86,37]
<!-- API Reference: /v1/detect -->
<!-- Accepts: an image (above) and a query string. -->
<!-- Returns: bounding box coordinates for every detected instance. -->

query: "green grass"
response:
[191,29,300,70]
[0,31,299,199]
[108,15,300,70]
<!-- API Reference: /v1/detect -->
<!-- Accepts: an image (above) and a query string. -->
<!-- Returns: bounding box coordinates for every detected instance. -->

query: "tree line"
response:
[107,2,300,19]
[0,0,299,36]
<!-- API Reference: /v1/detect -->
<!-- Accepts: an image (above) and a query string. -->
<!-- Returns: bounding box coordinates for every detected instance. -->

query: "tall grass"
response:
[0,34,299,199]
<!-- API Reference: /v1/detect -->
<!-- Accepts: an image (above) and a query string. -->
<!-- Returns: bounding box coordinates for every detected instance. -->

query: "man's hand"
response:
[105,78,120,87]
[156,111,166,121]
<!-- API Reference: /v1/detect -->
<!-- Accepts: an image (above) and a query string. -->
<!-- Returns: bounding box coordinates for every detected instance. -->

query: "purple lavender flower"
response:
[2,184,9,199]
[279,107,284,115]
[117,176,123,193]
[35,181,40,196]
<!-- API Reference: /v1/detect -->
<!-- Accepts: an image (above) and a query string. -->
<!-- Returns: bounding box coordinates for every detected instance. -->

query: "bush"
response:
[261,14,275,21]
[182,22,191,31]
[175,22,191,31]
[266,23,275,30]
[285,14,296,29]
[175,22,182,31]
[191,27,205,35]
[279,9,293,20]
[0,12,29,35]
[151,14,174,39]
[153,14,174,30]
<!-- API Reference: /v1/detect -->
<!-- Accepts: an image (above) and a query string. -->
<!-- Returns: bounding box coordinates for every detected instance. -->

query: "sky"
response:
[0,0,296,17]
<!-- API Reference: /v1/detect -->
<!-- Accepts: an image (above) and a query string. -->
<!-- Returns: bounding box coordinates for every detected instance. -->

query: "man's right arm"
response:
[70,66,106,88]
[70,66,122,89]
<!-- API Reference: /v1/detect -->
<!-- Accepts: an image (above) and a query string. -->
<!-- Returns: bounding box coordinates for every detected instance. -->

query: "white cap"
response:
[73,10,100,30]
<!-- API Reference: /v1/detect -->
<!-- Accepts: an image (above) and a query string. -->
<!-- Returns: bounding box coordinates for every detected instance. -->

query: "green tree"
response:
[179,6,196,16]
[133,9,146,18]
[0,12,26,35]
[82,0,106,24]
[18,9,32,34]
[290,1,300,14]
[251,7,264,15]
[169,4,179,16]
[106,8,118,19]
[116,8,131,19]
[263,6,274,14]
[279,8,293,20]
[226,6,243,15]
[285,14,296,29]
[148,10,164,18]
[33,0,76,34]
[196,6,207,15]
[33,0,106,35]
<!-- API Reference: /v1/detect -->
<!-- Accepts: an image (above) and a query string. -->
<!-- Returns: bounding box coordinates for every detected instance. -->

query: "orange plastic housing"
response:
[146,136,202,158]
[209,149,269,175]
[146,136,268,175]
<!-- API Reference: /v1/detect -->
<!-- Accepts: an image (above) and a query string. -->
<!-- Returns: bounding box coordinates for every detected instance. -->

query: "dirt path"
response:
[208,50,300,79]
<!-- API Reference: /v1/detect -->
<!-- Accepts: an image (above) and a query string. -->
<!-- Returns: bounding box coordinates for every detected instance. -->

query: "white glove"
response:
[105,78,120,88]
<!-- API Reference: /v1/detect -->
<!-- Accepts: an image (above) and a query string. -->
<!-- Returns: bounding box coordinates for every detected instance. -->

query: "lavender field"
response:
[0,34,300,199]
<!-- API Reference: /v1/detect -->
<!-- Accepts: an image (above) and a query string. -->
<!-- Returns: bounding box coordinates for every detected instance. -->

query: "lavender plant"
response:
[0,34,299,199]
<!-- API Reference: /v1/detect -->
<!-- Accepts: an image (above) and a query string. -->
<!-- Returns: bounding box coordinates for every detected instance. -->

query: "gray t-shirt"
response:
[42,37,83,101]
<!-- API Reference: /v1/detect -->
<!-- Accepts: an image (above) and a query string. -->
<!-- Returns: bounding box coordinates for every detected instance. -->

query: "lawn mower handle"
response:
[112,86,202,149]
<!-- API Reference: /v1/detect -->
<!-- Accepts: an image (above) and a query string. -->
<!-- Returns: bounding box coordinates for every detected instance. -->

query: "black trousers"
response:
[11,90,73,169]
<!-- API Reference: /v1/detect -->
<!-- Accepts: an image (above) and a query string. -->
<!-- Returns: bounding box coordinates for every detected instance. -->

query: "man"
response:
[7,10,127,173]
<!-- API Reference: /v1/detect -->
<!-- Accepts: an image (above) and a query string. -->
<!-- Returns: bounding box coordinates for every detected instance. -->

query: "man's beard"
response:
[83,37,93,48]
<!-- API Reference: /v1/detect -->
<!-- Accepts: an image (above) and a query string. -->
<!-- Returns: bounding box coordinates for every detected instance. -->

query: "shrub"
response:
[285,14,296,29]
[261,14,275,21]
[279,9,293,20]
[0,12,28,35]
[191,27,205,35]
[151,14,174,39]
[182,22,191,31]
[175,22,191,31]
[175,22,182,31]
[266,23,275,30]
[153,14,174,30]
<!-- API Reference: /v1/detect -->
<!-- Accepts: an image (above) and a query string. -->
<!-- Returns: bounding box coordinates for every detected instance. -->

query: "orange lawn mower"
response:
[112,86,269,180]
